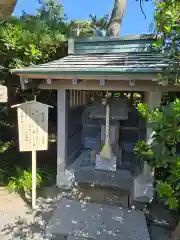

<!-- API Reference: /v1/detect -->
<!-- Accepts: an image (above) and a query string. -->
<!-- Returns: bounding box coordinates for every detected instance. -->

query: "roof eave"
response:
[11,68,169,77]
[74,34,159,43]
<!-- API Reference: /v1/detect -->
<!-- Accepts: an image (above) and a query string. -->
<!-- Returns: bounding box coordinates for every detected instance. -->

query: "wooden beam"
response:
[39,79,180,92]
[129,80,135,87]
[99,79,105,85]
[17,73,158,81]
[47,78,52,84]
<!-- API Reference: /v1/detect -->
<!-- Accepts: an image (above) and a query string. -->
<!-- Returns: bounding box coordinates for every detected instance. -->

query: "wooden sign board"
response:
[15,102,50,152]
[0,85,7,103]
[12,100,52,209]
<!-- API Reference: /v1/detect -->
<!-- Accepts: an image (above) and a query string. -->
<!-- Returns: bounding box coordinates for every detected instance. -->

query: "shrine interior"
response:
[66,90,147,176]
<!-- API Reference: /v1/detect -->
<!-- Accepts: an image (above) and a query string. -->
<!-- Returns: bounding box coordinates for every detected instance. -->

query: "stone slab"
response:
[47,199,150,240]
[66,150,133,191]
[67,236,93,240]
[95,154,117,171]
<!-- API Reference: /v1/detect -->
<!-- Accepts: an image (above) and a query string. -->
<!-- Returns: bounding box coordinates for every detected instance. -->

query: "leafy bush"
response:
[7,168,43,196]
[0,141,12,153]
[135,99,180,210]
[134,141,153,165]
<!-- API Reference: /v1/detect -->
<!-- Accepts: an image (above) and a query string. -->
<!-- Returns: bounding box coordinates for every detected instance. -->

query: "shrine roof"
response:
[11,34,175,78]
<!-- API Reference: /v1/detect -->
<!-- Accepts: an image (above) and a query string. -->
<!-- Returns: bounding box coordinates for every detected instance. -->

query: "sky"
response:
[14,0,155,36]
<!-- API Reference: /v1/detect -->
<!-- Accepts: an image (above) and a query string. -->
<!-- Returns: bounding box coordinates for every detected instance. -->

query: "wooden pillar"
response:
[56,89,71,188]
[76,90,79,106]
[69,90,73,107]
[73,90,76,107]
[144,90,163,175]
[145,91,163,143]
[82,91,86,105]
[80,90,82,106]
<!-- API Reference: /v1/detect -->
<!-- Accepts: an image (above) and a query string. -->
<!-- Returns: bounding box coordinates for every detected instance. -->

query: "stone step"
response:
[47,198,150,240]
[67,183,130,208]
[73,168,133,192]
[38,183,131,208]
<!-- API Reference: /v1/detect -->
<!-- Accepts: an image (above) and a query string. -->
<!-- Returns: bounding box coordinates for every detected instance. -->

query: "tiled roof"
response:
[11,52,174,76]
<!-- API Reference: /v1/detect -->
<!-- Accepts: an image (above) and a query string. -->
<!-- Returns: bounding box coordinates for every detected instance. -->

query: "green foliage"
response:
[0,141,11,153]
[136,103,149,119]
[157,182,179,209]
[136,99,180,209]
[157,157,180,209]
[0,0,68,71]
[7,168,43,195]
[134,141,153,165]
[154,0,180,84]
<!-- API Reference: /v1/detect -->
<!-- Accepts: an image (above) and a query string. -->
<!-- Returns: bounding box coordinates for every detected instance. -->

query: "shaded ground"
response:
[0,185,175,240]
[0,187,33,239]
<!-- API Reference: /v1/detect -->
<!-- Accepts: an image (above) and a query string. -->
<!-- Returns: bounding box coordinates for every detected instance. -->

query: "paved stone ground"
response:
[47,198,150,240]
[0,185,173,240]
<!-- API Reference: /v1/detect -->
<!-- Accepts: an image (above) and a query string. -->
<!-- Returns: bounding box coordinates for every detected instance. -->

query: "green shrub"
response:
[135,99,180,210]
[7,167,43,196]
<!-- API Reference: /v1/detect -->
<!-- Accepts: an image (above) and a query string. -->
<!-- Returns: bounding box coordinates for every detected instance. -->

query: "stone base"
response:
[95,154,117,171]
[133,169,154,203]
[56,171,74,189]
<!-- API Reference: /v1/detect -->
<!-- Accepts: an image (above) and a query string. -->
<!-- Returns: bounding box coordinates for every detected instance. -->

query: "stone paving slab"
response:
[67,236,93,240]
[47,198,150,240]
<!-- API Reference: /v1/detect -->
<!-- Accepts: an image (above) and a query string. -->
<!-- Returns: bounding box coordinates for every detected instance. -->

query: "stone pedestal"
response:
[95,154,117,171]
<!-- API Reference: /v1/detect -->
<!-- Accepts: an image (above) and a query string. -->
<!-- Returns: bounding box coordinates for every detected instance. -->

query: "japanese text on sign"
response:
[17,103,48,152]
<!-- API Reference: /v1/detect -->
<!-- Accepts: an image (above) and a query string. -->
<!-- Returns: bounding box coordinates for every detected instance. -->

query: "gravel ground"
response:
[0,187,33,239]
[0,187,61,240]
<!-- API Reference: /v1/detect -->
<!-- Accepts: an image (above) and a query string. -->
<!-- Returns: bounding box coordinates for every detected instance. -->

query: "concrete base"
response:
[47,199,150,240]
[95,154,117,171]
[56,171,74,189]
[66,150,133,192]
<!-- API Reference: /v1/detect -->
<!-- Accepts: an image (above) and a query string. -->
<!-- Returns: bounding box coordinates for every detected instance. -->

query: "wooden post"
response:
[73,90,76,107]
[82,91,86,105]
[70,90,73,107]
[76,90,79,106]
[32,150,37,209]
[80,90,82,106]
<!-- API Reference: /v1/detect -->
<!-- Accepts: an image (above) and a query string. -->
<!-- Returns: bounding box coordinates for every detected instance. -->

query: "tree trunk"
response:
[171,221,180,240]
[0,0,17,21]
[106,0,127,36]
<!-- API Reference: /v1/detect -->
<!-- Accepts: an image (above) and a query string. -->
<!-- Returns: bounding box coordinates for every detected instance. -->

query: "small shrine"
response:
[11,34,177,202]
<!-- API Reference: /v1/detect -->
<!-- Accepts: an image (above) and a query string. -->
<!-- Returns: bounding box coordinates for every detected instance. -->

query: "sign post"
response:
[32,150,37,209]
[12,98,53,209]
